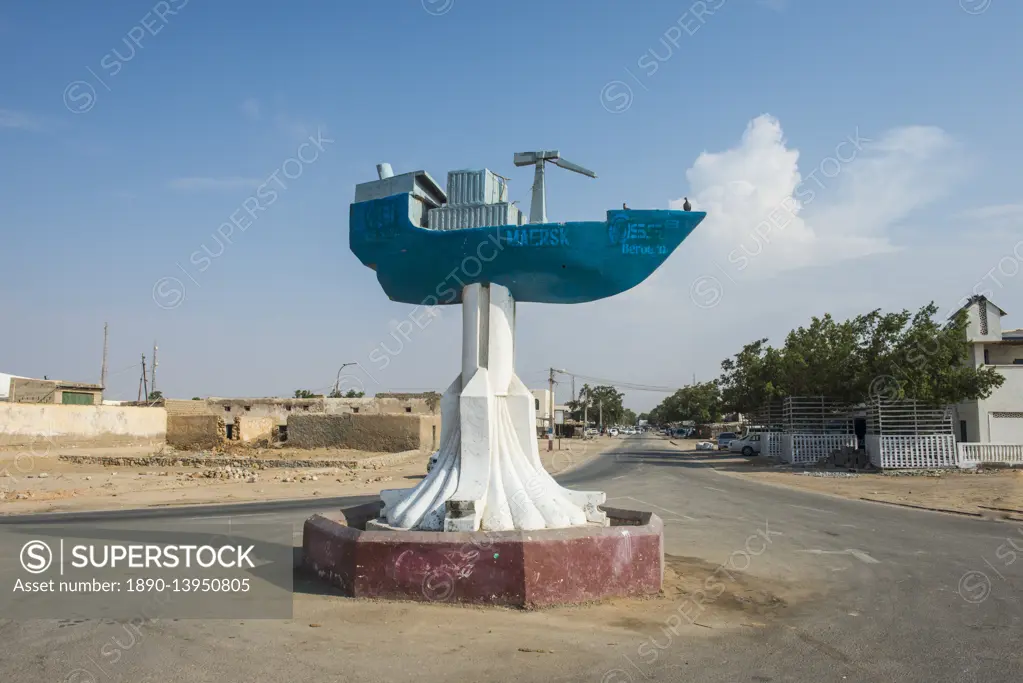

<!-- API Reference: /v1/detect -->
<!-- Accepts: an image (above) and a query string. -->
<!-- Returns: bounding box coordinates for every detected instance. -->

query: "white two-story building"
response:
[953,296,1023,444]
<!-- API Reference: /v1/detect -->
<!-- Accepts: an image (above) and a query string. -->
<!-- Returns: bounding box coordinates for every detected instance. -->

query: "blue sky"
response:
[2,0,1021,410]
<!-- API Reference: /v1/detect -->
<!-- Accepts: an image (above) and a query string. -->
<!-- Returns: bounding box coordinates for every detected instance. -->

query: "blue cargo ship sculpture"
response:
[349,152,705,533]
[351,198,703,305]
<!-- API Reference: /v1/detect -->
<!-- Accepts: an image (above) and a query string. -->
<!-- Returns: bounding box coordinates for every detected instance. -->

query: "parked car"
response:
[695,441,716,450]
[728,433,762,456]
[609,428,620,437]
[716,432,738,450]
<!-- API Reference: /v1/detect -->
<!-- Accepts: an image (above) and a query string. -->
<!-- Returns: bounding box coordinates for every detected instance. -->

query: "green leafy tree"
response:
[718,302,1004,412]
[651,382,721,425]
[147,390,163,401]
[327,388,365,398]
[566,383,593,422]
[571,385,625,426]
[294,389,317,398]
[622,408,638,426]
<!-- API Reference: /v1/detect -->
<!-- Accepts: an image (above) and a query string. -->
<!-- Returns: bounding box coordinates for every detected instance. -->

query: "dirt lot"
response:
[727,467,1023,518]
[662,440,1023,519]
[0,437,613,516]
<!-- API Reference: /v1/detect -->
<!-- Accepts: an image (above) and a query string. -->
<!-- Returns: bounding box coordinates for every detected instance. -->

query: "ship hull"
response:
[350,193,705,305]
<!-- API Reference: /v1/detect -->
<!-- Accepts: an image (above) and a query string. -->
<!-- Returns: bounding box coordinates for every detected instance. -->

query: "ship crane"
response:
[513,150,597,224]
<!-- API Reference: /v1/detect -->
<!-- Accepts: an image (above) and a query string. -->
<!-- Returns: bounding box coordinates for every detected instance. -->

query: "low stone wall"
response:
[167,415,224,451]
[0,403,167,448]
[287,414,440,452]
[58,449,423,470]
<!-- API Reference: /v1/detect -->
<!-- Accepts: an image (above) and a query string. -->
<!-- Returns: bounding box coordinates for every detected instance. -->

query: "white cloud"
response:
[670,114,964,278]
[168,177,262,191]
[0,108,42,131]
[241,98,260,121]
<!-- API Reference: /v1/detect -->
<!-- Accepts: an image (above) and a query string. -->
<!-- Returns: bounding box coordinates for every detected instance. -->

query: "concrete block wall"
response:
[323,394,440,416]
[206,398,323,426]
[0,404,167,448]
[163,399,214,416]
[167,415,224,451]
[234,416,275,443]
[287,414,441,452]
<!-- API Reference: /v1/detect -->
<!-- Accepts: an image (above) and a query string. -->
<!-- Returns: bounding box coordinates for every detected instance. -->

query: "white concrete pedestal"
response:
[378,283,607,532]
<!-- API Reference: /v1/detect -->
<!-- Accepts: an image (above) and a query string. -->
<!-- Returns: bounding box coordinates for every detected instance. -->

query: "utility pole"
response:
[599,399,603,433]
[583,386,588,430]
[100,323,109,389]
[151,341,158,400]
[140,354,149,404]
[548,368,555,437]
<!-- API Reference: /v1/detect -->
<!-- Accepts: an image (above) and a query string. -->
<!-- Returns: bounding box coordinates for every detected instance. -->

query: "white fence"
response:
[763,432,783,458]
[866,434,958,469]
[781,434,857,464]
[957,443,1023,468]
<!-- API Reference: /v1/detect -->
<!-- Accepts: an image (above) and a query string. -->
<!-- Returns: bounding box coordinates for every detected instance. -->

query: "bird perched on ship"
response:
[682,198,692,211]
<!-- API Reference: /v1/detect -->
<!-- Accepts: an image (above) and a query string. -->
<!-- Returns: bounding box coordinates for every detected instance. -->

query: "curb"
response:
[859,497,984,518]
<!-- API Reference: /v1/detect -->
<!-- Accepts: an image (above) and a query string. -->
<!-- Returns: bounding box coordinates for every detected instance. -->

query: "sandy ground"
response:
[727,467,1023,517]
[662,439,1023,518]
[0,437,615,516]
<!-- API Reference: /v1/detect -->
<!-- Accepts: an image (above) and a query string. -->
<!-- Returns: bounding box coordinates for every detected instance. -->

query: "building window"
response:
[535,399,540,411]
[959,420,968,443]
[224,406,231,412]
[984,348,990,365]
[405,406,412,413]
[303,406,310,411]
[352,407,359,414]
[244,406,251,411]
[286,406,292,411]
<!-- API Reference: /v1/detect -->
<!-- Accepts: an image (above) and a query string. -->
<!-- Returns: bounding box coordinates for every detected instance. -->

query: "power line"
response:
[554,369,678,393]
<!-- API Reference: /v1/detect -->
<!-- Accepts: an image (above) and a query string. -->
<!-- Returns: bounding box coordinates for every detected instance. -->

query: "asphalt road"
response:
[1,436,1020,682]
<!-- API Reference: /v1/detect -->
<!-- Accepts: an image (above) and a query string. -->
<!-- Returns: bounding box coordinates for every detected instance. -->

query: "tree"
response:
[294,389,317,398]
[571,385,625,426]
[325,386,366,396]
[717,303,1004,412]
[327,388,365,398]
[622,408,638,426]
[650,382,721,425]
[565,383,591,422]
[191,397,202,400]
[147,390,163,401]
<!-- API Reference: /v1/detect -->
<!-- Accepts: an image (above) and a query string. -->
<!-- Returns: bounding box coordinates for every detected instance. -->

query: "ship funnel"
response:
[376,163,394,180]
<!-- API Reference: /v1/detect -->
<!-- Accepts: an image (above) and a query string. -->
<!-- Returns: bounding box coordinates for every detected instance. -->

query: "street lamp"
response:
[332,362,357,396]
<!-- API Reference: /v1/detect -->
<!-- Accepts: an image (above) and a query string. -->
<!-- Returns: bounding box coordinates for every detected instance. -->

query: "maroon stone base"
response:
[302,501,664,607]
